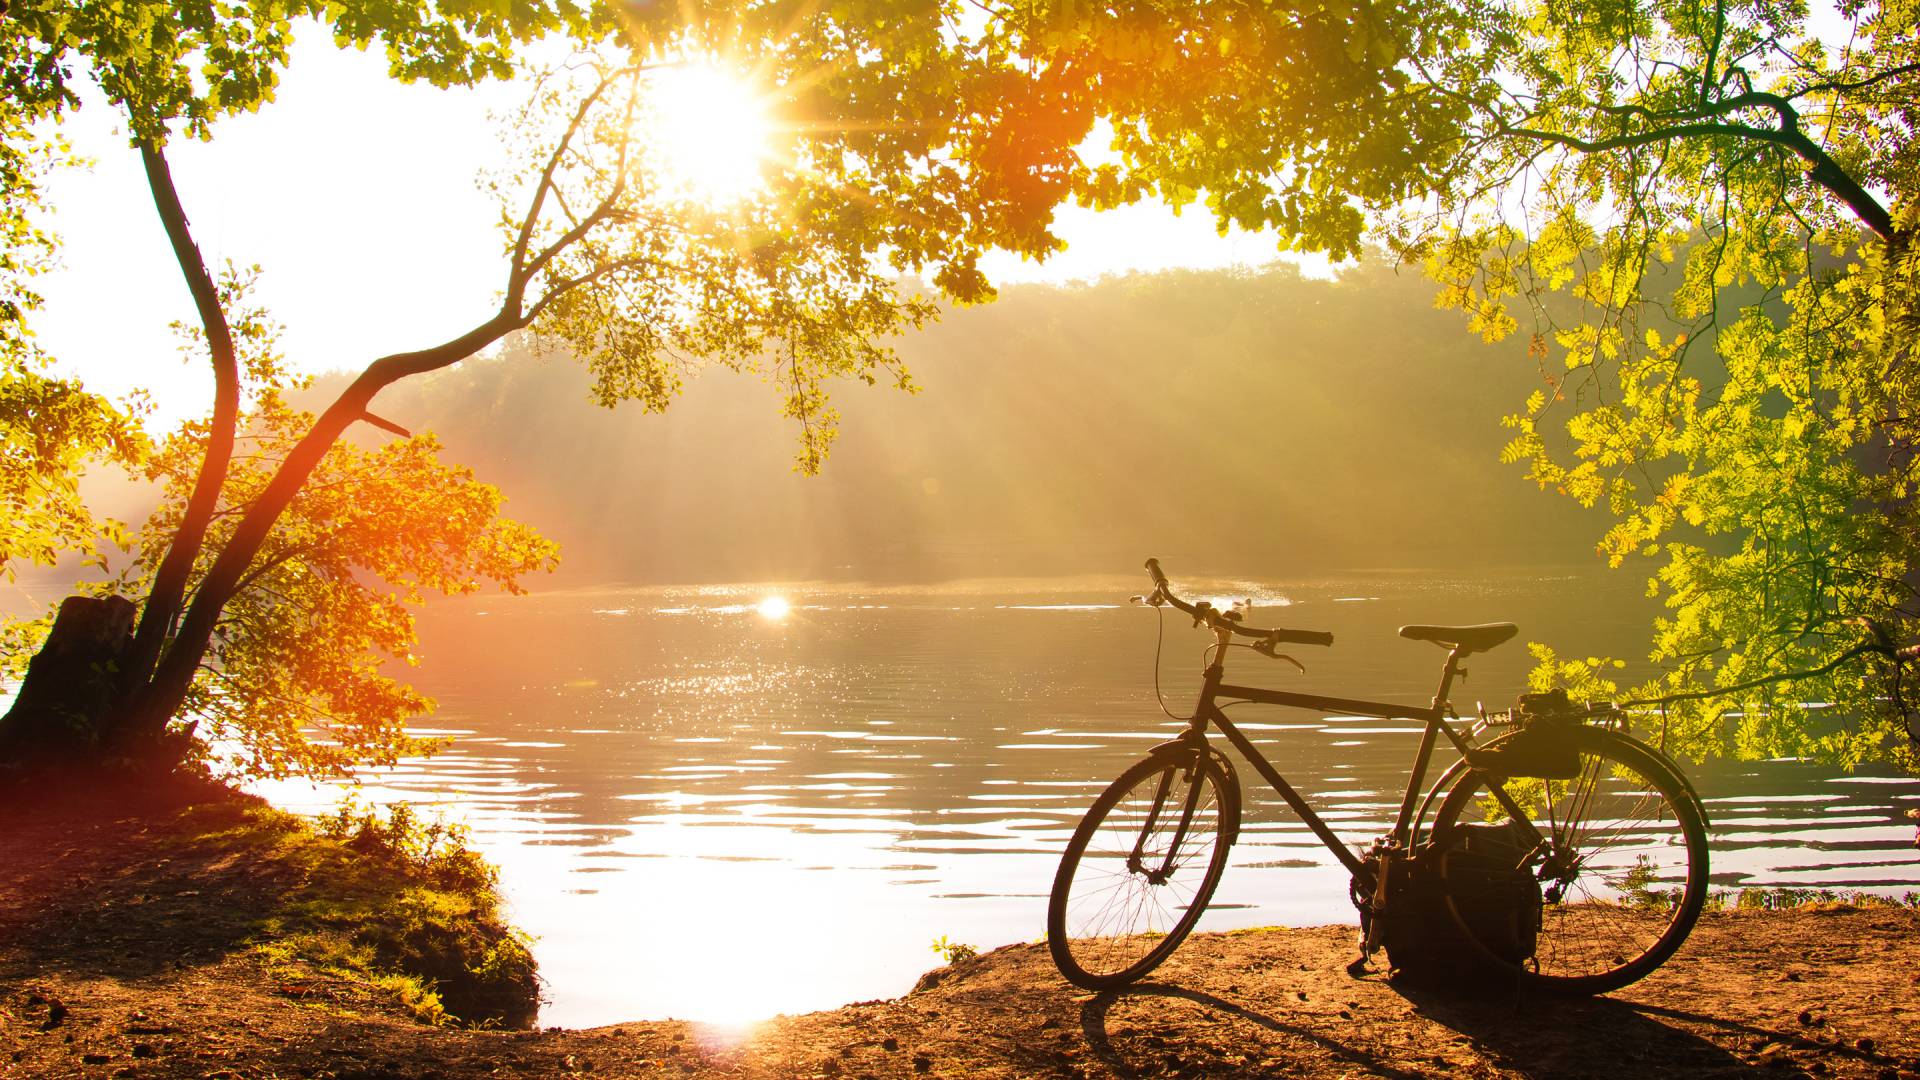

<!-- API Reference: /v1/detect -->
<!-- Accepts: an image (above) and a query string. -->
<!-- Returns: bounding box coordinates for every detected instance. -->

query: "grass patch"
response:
[168,796,539,1028]
[1704,887,1920,912]
[930,935,978,964]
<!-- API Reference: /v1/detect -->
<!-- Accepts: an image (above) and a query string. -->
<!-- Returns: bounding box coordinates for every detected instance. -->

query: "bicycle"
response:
[1046,558,1710,995]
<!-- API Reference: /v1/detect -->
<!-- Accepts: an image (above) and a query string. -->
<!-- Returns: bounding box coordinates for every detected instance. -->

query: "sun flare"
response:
[756,595,791,620]
[639,60,777,205]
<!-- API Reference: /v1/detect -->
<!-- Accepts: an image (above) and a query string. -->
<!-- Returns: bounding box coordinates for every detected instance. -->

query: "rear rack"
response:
[1468,701,1628,742]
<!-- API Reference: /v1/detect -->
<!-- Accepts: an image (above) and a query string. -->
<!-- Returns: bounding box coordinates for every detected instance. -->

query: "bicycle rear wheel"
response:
[1431,726,1709,994]
[1047,750,1238,990]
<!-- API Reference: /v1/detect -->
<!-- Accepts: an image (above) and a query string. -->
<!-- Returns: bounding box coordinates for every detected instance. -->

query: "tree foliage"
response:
[137,395,557,778]
[1,0,593,137]
[0,361,142,576]
[0,91,142,580]
[1381,0,1920,772]
[493,59,938,474]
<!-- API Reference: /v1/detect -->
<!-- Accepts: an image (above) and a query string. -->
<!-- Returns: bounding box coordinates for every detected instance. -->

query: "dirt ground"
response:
[4,796,1920,1080]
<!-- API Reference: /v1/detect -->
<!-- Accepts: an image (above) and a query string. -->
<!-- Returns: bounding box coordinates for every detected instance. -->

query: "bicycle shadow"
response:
[1392,982,1751,1077]
[1077,983,1428,1079]
[1076,979,1754,1078]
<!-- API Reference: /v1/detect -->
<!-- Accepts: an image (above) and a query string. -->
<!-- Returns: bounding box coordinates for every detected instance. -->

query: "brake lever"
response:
[1252,633,1307,673]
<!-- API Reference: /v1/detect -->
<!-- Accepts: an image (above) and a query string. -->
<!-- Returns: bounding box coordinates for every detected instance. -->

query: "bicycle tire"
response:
[1430,725,1709,994]
[1047,749,1239,990]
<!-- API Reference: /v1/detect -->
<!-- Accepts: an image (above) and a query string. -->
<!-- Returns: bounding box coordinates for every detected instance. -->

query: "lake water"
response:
[254,569,1920,1027]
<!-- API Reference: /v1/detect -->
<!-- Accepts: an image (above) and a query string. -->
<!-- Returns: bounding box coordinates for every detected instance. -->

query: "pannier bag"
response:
[1377,821,1543,985]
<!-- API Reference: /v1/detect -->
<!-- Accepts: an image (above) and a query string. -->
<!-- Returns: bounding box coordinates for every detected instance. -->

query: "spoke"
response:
[1564,752,1614,851]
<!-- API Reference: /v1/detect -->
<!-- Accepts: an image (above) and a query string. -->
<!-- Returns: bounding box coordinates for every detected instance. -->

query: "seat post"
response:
[1392,647,1469,846]
[1430,646,1467,713]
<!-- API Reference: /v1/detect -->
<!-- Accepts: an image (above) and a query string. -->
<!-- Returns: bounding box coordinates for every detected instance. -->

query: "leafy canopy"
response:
[1,0,594,136]
[1384,0,1920,770]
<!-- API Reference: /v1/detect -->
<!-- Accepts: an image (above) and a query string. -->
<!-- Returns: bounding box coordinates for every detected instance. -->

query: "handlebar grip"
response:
[1144,557,1169,588]
[1280,629,1335,648]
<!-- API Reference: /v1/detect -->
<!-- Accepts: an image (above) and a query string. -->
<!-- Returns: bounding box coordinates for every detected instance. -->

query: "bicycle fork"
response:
[1126,753,1208,884]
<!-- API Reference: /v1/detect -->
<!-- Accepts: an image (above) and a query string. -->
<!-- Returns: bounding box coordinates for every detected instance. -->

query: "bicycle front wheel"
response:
[1047,750,1239,990]
[1431,726,1709,994]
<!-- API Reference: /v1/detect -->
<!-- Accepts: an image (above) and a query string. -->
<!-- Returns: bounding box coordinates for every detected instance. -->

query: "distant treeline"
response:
[319,262,1599,585]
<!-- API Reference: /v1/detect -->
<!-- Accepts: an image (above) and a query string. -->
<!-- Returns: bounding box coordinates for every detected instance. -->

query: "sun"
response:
[756,595,791,620]
[639,59,777,205]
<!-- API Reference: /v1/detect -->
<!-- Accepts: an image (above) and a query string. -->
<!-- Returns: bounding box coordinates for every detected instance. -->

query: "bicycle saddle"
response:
[1398,622,1519,654]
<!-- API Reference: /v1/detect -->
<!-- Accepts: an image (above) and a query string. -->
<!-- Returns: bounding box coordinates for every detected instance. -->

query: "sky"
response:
[31,35,1325,429]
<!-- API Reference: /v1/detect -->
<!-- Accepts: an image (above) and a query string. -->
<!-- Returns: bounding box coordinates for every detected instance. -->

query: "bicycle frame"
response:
[1167,641,1536,894]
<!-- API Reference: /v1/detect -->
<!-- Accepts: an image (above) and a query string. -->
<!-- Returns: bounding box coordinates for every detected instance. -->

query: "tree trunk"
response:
[115,140,242,706]
[0,596,139,767]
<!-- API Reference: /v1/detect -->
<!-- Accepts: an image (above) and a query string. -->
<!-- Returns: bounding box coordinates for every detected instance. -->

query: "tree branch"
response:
[359,411,410,437]
[517,70,643,290]
[507,71,617,310]
[1789,60,1920,99]
[1700,0,1727,108]
[1498,111,1895,240]
[521,253,670,324]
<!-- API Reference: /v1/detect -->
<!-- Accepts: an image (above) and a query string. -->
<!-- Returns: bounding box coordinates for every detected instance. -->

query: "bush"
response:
[260,799,539,1027]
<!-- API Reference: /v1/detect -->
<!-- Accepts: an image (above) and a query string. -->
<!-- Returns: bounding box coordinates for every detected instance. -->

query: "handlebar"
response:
[1142,557,1334,648]
[1146,556,1170,590]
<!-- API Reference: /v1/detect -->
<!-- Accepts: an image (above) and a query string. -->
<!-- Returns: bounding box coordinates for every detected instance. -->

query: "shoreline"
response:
[4,788,1920,1078]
